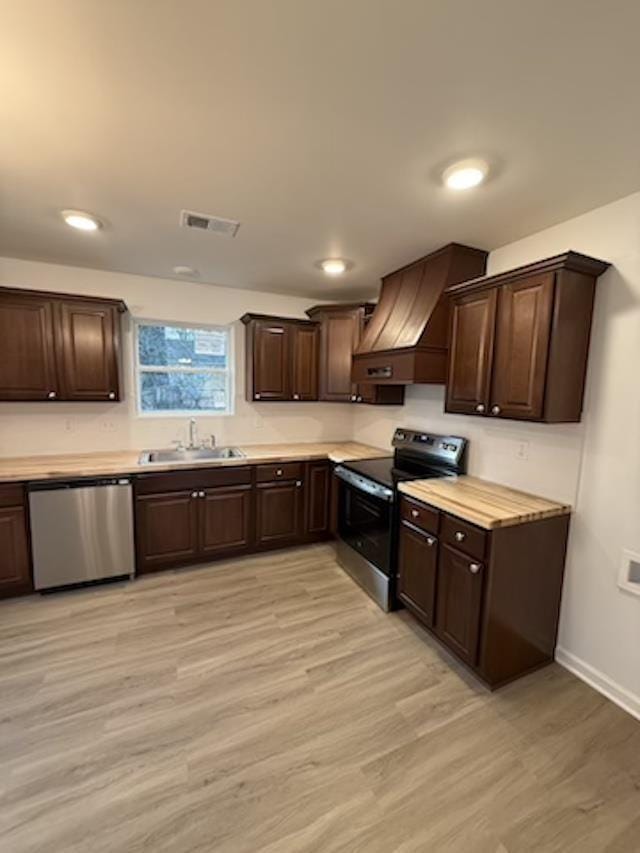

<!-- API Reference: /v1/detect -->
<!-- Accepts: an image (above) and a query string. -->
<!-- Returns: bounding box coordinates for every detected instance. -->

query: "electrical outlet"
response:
[515,441,530,460]
[100,420,117,433]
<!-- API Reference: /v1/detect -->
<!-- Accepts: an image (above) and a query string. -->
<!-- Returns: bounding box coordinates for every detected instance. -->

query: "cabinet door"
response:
[0,293,58,401]
[319,311,360,401]
[397,521,438,627]
[306,461,330,538]
[57,301,120,401]
[446,289,497,416]
[292,325,319,400]
[135,490,199,572]
[435,544,484,666]
[490,274,555,420]
[252,321,291,401]
[256,480,304,547]
[0,505,32,598]
[200,485,253,557]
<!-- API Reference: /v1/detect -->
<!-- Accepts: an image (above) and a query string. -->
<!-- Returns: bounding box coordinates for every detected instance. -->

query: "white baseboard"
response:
[555,647,640,721]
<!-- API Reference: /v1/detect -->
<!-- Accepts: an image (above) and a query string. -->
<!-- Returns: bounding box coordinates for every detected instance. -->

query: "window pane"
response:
[139,324,228,368]
[140,371,228,413]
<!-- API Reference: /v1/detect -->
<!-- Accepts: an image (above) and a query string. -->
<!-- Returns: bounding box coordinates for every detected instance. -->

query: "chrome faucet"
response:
[188,418,198,449]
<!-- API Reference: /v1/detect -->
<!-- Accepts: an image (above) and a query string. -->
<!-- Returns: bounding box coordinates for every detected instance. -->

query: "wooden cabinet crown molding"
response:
[0,285,127,313]
[445,251,610,298]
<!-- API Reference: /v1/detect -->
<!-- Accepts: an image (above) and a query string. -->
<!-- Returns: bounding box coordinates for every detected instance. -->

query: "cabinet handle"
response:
[350,394,357,402]
[491,405,501,415]
[356,395,362,402]
[47,391,57,399]
[469,562,482,574]
[199,491,205,498]
[426,536,436,547]
[293,393,300,400]
[411,509,419,518]
[108,391,116,400]
[276,468,283,476]
[255,393,261,400]
[475,403,485,413]
[455,531,466,542]
[191,491,198,498]
[295,480,302,487]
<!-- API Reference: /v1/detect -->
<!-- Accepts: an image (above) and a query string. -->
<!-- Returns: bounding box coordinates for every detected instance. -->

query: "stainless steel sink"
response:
[138,447,245,465]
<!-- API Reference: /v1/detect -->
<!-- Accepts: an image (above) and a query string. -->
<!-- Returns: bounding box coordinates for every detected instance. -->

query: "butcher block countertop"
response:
[398,475,571,530]
[0,442,388,484]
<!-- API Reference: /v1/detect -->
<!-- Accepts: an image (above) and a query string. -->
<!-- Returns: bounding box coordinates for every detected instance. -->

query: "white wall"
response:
[0,258,353,455]
[354,191,640,717]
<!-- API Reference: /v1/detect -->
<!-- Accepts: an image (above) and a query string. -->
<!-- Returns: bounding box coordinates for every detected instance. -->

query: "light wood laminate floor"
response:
[1,545,639,852]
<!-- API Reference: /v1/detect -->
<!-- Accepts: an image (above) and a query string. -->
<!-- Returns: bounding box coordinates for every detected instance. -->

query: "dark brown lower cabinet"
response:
[306,461,331,539]
[0,496,32,599]
[397,495,570,688]
[397,521,438,627]
[435,544,484,666]
[135,490,200,573]
[256,479,304,548]
[200,485,253,557]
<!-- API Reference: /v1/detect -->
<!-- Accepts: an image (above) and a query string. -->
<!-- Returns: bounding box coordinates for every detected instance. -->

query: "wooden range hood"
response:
[352,243,488,385]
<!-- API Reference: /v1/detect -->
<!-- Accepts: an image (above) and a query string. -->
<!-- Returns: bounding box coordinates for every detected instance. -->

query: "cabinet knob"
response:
[255,393,261,400]
[356,396,362,402]
[276,468,283,476]
[426,536,436,547]
[295,480,302,487]
[47,391,56,399]
[293,393,300,400]
[469,562,482,574]
[191,491,198,498]
[350,394,357,402]
[475,403,485,413]
[411,509,419,518]
[108,391,116,400]
[491,405,501,416]
[455,531,466,542]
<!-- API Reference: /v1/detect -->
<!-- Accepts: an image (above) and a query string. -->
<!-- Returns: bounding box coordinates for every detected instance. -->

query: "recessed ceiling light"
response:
[442,159,488,191]
[172,265,199,277]
[318,258,350,276]
[61,209,102,231]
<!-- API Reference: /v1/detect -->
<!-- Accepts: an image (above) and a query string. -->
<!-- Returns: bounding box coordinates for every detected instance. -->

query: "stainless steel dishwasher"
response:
[28,478,136,591]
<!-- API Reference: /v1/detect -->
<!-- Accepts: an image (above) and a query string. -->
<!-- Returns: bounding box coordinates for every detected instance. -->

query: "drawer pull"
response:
[295,480,302,488]
[469,562,482,574]
[455,531,466,542]
[276,468,283,476]
[191,491,198,498]
[411,509,419,518]
[199,491,205,498]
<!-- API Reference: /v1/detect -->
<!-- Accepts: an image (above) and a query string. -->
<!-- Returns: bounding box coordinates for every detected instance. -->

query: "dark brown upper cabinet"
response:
[0,287,126,402]
[305,303,405,405]
[241,314,319,402]
[445,252,610,423]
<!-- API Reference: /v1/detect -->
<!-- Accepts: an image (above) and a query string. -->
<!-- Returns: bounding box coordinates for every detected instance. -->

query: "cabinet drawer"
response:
[399,496,439,535]
[441,514,487,561]
[0,484,25,508]
[255,462,303,483]
[135,466,251,495]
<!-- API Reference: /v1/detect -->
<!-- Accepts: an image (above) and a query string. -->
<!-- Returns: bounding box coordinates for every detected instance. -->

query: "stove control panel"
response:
[392,428,467,471]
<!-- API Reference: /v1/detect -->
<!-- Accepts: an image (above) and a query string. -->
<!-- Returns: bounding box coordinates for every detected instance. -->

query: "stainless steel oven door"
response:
[333,466,394,576]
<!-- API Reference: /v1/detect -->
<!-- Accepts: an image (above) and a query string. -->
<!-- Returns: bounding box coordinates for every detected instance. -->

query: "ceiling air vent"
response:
[180,210,240,238]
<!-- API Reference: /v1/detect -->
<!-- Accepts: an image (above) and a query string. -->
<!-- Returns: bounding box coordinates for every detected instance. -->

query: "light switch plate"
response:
[618,549,640,597]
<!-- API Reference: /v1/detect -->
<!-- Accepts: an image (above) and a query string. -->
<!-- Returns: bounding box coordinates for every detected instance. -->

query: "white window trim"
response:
[134,319,235,418]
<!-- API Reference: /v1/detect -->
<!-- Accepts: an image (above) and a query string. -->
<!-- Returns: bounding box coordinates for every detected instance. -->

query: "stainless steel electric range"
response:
[333,428,468,611]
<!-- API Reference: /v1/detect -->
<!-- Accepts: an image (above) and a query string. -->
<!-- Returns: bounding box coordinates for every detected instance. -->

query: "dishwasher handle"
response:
[28,477,132,492]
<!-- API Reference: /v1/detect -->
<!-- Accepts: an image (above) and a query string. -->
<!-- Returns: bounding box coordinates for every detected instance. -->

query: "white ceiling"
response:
[2,0,640,300]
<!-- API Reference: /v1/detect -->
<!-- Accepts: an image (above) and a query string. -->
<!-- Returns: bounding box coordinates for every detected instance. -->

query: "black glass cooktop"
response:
[342,456,451,490]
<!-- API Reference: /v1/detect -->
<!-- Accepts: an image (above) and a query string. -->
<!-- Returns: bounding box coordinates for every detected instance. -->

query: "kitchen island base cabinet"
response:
[397,495,570,688]
[0,485,32,599]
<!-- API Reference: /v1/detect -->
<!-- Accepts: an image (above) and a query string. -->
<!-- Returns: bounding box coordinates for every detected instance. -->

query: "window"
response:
[135,321,233,415]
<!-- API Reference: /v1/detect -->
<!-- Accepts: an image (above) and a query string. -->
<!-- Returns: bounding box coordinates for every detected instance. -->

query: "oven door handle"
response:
[333,465,395,503]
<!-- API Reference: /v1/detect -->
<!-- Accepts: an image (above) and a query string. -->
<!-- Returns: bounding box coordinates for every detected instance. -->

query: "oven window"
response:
[338,482,392,575]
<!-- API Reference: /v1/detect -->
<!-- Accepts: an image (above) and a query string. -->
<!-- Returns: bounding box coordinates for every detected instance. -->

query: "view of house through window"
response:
[136,321,233,415]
